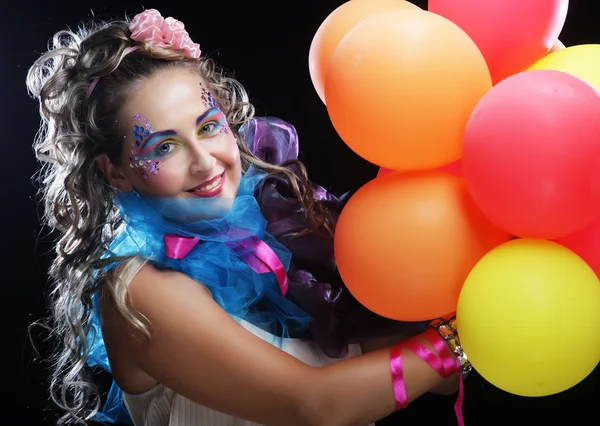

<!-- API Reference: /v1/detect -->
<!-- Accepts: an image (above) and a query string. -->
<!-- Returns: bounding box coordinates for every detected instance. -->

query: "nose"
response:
[188,140,217,174]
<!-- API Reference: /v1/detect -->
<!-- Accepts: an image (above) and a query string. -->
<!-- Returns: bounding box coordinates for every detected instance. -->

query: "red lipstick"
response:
[187,171,226,197]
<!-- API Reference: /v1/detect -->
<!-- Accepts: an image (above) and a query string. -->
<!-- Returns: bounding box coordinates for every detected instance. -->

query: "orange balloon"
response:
[309,0,420,104]
[377,159,463,178]
[334,170,510,321]
[325,10,492,171]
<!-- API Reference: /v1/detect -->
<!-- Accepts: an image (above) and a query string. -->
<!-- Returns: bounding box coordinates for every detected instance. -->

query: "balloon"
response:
[457,239,600,397]
[429,0,569,84]
[377,160,463,178]
[334,170,510,321]
[377,167,394,178]
[462,69,600,239]
[554,216,600,277]
[308,0,420,104]
[325,10,491,171]
[376,167,394,178]
[438,160,463,177]
[529,44,600,91]
[549,39,566,53]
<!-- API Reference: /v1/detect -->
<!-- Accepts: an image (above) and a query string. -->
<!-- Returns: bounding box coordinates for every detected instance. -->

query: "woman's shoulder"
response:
[100,260,199,347]
[122,261,213,303]
[100,261,214,394]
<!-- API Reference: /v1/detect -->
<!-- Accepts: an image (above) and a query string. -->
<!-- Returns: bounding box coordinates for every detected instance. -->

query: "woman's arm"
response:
[110,264,449,426]
[360,328,460,397]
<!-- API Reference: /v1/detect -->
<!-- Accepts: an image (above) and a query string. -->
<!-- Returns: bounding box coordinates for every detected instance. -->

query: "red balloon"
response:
[554,217,600,277]
[462,69,600,239]
[429,0,569,84]
[378,160,463,178]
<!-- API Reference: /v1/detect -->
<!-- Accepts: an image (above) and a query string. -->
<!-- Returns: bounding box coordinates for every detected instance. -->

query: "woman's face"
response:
[112,67,242,200]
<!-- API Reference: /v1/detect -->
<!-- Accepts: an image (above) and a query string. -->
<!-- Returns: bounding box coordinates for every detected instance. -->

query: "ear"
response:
[96,154,134,192]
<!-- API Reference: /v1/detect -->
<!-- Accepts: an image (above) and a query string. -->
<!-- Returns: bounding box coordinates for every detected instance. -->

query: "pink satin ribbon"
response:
[389,345,409,409]
[163,234,289,296]
[233,236,289,296]
[164,234,200,259]
[403,329,465,426]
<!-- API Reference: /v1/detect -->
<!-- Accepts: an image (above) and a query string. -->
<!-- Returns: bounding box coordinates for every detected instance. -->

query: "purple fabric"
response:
[240,117,430,358]
[242,116,299,165]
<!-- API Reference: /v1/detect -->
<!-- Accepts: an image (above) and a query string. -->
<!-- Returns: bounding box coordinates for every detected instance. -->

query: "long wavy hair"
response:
[27,17,336,425]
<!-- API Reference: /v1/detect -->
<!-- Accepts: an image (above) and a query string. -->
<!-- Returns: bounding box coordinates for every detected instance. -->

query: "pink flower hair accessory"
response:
[128,9,201,59]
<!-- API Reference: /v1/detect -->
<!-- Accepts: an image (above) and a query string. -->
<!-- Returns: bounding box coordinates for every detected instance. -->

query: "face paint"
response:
[127,105,230,179]
[200,86,218,109]
[198,82,228,134]
[196,107,230,137]
[129,113,179,179]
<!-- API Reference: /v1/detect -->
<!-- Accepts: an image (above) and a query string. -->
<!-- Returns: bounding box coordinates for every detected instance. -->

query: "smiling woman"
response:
[97,68,242,201]
[26,7,464,426]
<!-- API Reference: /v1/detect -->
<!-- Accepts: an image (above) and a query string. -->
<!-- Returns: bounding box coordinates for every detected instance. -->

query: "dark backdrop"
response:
[4,1,599,425]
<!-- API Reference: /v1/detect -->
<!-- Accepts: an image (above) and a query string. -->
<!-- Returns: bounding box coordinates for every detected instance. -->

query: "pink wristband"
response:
[389,344,408,409]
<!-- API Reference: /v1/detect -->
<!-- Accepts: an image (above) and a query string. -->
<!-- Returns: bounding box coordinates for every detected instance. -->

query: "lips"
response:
[187,171,226,197]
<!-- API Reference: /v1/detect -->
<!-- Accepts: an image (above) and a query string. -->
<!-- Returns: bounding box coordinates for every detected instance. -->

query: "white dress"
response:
[123,319,374,426]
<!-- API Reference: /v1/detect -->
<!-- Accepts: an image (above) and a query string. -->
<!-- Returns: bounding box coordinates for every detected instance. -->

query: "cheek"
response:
[127,161,186,196]
[224,136,241,170]
[223,137,242,193]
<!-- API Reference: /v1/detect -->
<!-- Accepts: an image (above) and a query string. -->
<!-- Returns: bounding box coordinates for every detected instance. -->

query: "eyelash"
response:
[154,141,181,157]
[197,121,219,136]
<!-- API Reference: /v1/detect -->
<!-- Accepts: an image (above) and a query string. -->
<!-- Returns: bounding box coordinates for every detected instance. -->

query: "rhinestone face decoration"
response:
[129,113,161,179]
[201,87,218,109]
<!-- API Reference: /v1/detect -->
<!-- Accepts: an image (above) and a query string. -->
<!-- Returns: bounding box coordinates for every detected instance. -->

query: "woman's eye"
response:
[198,122,217,135]
[156,142,177,155]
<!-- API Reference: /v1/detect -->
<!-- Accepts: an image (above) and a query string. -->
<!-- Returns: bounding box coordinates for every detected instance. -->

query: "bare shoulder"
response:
[128,262,214,310]
[102,262,321,424]
[100,262,213,394]
[101,262,214,358]
[99,263,193,393]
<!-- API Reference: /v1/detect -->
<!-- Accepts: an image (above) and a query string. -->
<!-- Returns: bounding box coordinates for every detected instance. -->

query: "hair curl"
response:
[27,17,336,425]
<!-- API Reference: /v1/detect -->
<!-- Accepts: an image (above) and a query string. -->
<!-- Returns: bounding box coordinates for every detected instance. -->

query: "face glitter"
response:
[196,107,230,137]
[129,113,162,179]
[201,87,218,109]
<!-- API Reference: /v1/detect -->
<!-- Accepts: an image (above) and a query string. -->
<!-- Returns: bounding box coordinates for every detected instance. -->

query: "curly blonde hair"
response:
[27,17,336,425]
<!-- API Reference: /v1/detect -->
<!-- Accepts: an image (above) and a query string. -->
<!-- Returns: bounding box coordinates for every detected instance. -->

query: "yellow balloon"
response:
[529,44,600,91]
[457,239,600,397]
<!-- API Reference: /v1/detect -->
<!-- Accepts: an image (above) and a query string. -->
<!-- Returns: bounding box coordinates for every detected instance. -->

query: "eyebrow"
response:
[196,107,224,127]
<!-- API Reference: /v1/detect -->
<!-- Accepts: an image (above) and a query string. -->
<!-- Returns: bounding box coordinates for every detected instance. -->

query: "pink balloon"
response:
[462,69,600,239]
[377,160,463,178]
[429,0,569,84]
[554,217,600,277]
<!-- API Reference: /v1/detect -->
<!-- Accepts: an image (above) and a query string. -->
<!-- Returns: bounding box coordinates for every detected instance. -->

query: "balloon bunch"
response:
[310,0,600,397]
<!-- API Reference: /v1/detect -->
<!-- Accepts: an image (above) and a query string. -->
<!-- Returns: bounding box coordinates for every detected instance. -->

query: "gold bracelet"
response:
[430,317,472,374]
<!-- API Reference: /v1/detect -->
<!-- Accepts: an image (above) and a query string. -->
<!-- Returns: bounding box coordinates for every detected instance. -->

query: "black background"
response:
[4,1,600,424]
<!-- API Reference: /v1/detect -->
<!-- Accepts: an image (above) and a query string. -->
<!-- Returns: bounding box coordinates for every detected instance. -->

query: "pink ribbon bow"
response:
[164,234,289,296]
